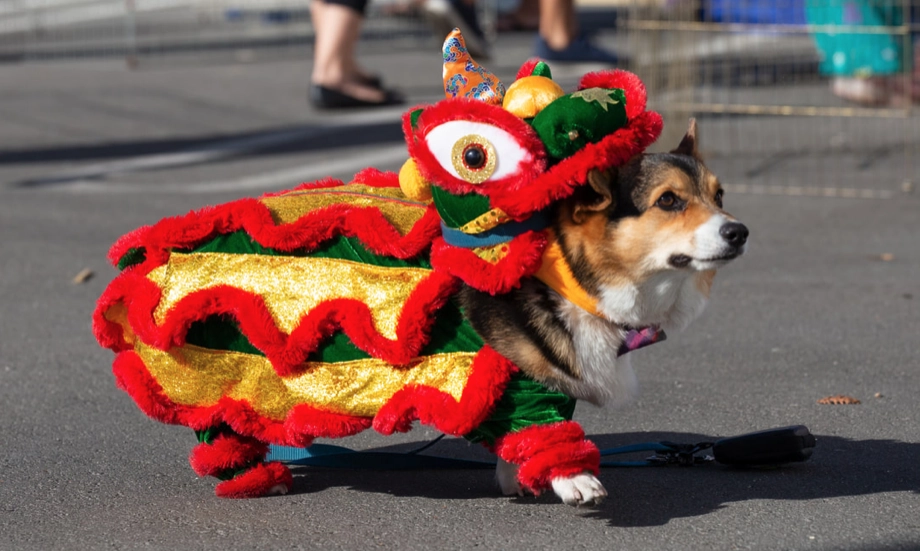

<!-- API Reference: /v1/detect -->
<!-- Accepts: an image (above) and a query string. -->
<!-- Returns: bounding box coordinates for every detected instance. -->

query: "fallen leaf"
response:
[817,395,861,405]
[72,268,94,284]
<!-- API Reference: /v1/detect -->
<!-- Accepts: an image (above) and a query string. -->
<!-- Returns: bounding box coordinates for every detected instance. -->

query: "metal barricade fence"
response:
[1,0,917,193]
[620,0,918,196]
[0,0,437,62]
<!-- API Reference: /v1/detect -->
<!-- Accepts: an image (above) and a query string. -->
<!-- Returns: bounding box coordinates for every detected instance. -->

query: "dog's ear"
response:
[671,118,700,159]
[572,168,615,224]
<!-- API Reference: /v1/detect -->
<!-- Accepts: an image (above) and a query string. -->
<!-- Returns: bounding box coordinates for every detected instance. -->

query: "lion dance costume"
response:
[93,31,663,498]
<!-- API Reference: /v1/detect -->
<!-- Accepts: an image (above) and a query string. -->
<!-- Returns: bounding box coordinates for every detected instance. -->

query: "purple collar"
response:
[617,325,666,357]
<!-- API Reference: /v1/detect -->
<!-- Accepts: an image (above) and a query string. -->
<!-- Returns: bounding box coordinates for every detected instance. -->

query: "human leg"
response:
[310,0,403,107]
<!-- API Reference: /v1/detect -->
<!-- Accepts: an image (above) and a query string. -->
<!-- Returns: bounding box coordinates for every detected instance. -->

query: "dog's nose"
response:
[719,222,749,247]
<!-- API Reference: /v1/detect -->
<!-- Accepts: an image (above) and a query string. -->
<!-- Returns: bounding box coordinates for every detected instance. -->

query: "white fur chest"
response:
[596,271,709,331]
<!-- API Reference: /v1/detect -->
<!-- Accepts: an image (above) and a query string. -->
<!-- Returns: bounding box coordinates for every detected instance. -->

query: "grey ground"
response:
[1,28,918,551]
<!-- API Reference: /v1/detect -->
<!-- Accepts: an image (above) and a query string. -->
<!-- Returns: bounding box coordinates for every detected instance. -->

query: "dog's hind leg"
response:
[189,426,292,498]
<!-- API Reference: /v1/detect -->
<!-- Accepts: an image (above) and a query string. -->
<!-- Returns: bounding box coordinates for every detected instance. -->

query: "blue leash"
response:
[267,425,815,469]
[267,438,698,470]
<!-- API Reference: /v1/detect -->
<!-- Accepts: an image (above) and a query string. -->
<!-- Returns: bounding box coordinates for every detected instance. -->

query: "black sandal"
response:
[310,85,405,109]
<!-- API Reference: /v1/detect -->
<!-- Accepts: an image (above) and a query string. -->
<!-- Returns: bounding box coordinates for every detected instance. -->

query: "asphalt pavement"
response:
[1,30,918,551]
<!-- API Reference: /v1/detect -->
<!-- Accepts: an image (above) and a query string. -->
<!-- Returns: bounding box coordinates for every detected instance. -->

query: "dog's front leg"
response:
[492,421,605,506]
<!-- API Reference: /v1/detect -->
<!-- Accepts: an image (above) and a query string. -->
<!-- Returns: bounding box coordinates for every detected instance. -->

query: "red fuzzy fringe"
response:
[428,230,548,295]
[373,345,517,436]
[110,343,515,445]
[492,421,600,493]
[488,110,663,218]
[214,462,292,498]
[106,186,441,272]
[189,433,268,477]
[405,98,549,210]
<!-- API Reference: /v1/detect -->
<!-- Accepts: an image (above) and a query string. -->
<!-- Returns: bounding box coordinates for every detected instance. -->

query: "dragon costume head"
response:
[398,30,663,294]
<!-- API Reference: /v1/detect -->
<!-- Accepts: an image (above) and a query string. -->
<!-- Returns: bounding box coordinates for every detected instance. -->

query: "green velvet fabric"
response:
[190,231,430,269]
[117,247,146,271]
[430,186,493,229]
[531,88,627,161]
[530,61,552,79]
[410,108,424,130]
[463,372,577,445]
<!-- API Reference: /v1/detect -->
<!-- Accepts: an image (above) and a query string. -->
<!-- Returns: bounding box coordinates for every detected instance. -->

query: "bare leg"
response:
[311,1,386,103]
[538,0,576,50]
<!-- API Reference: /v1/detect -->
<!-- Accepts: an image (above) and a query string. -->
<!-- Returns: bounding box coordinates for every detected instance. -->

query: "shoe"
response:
[423,0,491,59]
[356,73,382,89]
[310,85,405,109]
[534,35,621,64]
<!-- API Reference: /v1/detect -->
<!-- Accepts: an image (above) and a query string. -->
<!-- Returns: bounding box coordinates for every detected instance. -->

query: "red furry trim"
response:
[429,231,548,295]
[578,69,648,121]
[189,433,268,477]
[515,59,542,80]
[113,351,288,443]
[287,176,346,193]
[492,421,600,493]
[352,167,400,187]
[214,462,292,498]
[285,405,372,445]
[95,266,460,372]
[110,342,515,446]
[108,188,441,273]
[107,225,152,267]
[489,110,663,218]
[405,98,549,203]
[373,346,517,436]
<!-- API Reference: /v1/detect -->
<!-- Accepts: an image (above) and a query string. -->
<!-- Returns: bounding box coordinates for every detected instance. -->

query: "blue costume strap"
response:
[440,210,550,249]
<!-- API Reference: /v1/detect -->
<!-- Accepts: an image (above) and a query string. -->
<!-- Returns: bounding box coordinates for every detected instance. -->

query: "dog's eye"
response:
[714,189,724,208]
[656,191,683,211]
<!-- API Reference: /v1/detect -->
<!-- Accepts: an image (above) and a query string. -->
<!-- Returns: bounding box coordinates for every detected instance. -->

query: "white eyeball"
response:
[424,121,532,184]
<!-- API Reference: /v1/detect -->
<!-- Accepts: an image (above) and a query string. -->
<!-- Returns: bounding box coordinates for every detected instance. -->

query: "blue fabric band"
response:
[440,210,551,249]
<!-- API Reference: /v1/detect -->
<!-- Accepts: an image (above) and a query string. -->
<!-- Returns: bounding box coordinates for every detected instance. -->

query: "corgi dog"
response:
[93,49,746,506]
[463,119,748,504]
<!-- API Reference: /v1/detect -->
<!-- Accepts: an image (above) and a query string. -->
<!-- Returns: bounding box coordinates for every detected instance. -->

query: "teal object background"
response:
[806,1,906,76]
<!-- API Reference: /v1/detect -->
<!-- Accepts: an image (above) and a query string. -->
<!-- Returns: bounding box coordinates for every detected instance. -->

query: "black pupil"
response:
[464,146,486,169]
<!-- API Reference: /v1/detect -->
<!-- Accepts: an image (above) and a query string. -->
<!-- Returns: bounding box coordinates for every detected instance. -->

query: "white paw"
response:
[495,458,524,496]
[267,484,289,496]
[551,473,607,507]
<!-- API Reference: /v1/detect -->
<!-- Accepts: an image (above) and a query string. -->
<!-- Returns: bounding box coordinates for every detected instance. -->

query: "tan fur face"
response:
[557,120,747,327]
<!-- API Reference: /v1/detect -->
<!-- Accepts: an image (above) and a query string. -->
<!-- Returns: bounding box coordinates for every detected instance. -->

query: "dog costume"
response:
[93,30,664,498]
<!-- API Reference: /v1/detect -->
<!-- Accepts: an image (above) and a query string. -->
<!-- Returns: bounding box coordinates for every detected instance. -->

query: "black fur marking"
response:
[459,282,581,383]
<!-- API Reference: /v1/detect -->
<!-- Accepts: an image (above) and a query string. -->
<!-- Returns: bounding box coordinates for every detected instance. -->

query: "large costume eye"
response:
[425,121,530,185]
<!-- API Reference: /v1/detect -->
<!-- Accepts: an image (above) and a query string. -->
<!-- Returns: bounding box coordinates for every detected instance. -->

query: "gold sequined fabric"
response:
[136,342,476,419]
[147,252,431,339]
[261,184,428,235]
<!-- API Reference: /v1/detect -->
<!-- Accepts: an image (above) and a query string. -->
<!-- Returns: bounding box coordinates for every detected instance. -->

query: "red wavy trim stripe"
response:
[111,344,516,445]
[107,181,441,271]
[93,267,460,372]
[429,230,549,295]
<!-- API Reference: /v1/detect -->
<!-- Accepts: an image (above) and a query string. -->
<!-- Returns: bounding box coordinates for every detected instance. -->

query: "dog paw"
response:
[267,484,289,496]
[551,473,607,507]
[496,457,524,496]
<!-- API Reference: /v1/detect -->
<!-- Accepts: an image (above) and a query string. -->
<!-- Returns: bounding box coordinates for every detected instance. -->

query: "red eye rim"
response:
[462,143,488,171]
[403,98,547,197]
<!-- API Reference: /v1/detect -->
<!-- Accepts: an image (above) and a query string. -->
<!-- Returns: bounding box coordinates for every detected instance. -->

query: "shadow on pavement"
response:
[286,431,920,526]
